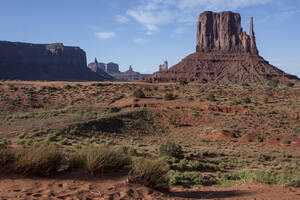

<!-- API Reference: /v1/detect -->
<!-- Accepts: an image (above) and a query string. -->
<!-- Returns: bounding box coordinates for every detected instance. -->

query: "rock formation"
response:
[87,58,115,80]
[159,61,168,72]
[0,41,111,81]
[112,65,150,81]
[88,59,150,81]
[147,11,299,83]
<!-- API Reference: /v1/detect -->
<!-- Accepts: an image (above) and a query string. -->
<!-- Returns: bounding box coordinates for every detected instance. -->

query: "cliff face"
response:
[147,11,299,84]
[0,41,110,81]
[196,11,258,54]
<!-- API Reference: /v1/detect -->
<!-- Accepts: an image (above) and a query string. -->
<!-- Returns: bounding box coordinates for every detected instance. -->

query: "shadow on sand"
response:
[167,190,251,199]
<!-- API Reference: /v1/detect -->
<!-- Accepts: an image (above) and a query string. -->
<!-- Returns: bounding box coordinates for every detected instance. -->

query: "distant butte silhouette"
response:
[147,11,299,83]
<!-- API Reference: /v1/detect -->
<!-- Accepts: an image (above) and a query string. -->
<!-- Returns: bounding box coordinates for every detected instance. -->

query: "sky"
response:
[0,0,299,77]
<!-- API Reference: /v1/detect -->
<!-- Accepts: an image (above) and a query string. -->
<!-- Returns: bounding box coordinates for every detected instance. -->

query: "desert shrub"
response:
[0,149,15,167]
[287,82,295,88]
[63,84,72,90]
[133,88,146,98]
[243,97,252,104]
[159,141,184,159]
[67,152,84,169]
[169,171,216,186]
[269,79,279,88]
[81,145,130,175]
[178,158,189,170]
[191,161,220,171]
[164,92,175,100]
[179,79,187,86]
[282,140,291,145]
[0,138,11,149]
[290,176,300,187]
[254,171,278,184]
[15,145,65,176]
[207,93,216,101]
[119,146,137,156]
[129,158,170,190]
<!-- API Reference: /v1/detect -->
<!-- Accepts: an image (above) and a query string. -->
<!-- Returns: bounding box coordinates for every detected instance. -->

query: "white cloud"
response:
[126,1,174,34]
[94,32,116,40]
[115,15,129,23]
[125,0,277,34]
[133,38,146,44]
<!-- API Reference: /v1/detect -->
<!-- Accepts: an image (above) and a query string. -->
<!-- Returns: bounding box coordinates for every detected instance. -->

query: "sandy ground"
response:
[0,171,299,200]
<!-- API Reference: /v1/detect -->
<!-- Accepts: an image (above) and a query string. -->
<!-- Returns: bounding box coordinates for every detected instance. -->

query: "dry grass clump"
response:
[129,158,170,190]
[81,145,130,175]
[15,145,65,176]
[0,148,15,168]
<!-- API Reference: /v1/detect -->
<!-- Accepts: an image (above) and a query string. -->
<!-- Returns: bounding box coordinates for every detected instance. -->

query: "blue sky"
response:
[0,0,299,77]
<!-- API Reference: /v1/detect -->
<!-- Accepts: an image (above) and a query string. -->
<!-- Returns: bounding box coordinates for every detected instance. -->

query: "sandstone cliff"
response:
[0,41,111,81]
[147,11,299,84]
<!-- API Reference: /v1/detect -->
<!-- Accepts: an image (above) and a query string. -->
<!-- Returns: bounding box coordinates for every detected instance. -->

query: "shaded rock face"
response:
[0,41,110,81]
[147,11,299,83]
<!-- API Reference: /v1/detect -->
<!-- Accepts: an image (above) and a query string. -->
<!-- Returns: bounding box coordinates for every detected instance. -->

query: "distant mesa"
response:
[147,11,299,83]
[0,41,111,81]
[88,59,150,81]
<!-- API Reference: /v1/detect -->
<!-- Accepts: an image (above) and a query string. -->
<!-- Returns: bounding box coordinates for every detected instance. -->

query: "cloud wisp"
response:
[115,15,129,23]
[133,38,147,44]
[124,0,276,34]
[94,32,117,40]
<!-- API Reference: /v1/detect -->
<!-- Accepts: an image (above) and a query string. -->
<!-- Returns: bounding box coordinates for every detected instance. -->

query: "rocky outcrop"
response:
[147,11,299,84]
[111,65,151,81]
[88,59,150,81]
[88,59,120,75]
[0,41,111,81]
[87,58,115,80]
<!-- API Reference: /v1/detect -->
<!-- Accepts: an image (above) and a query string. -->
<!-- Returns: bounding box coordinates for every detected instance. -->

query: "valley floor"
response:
[0,80,299,199]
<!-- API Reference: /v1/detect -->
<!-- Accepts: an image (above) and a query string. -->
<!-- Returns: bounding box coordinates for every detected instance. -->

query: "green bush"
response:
[159,141,184,159]
[178,158,189,170]
[287,82,295,88]
[243,97,252,104]
[169,171,216,186]
[207,93,216,101]
[179,79,187,86]
[15,145,65,176]
[133,88,146,98]
[81,145,130,175]
[164,92,175,100]
[191,161,220,171]
[129,158,169,190]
